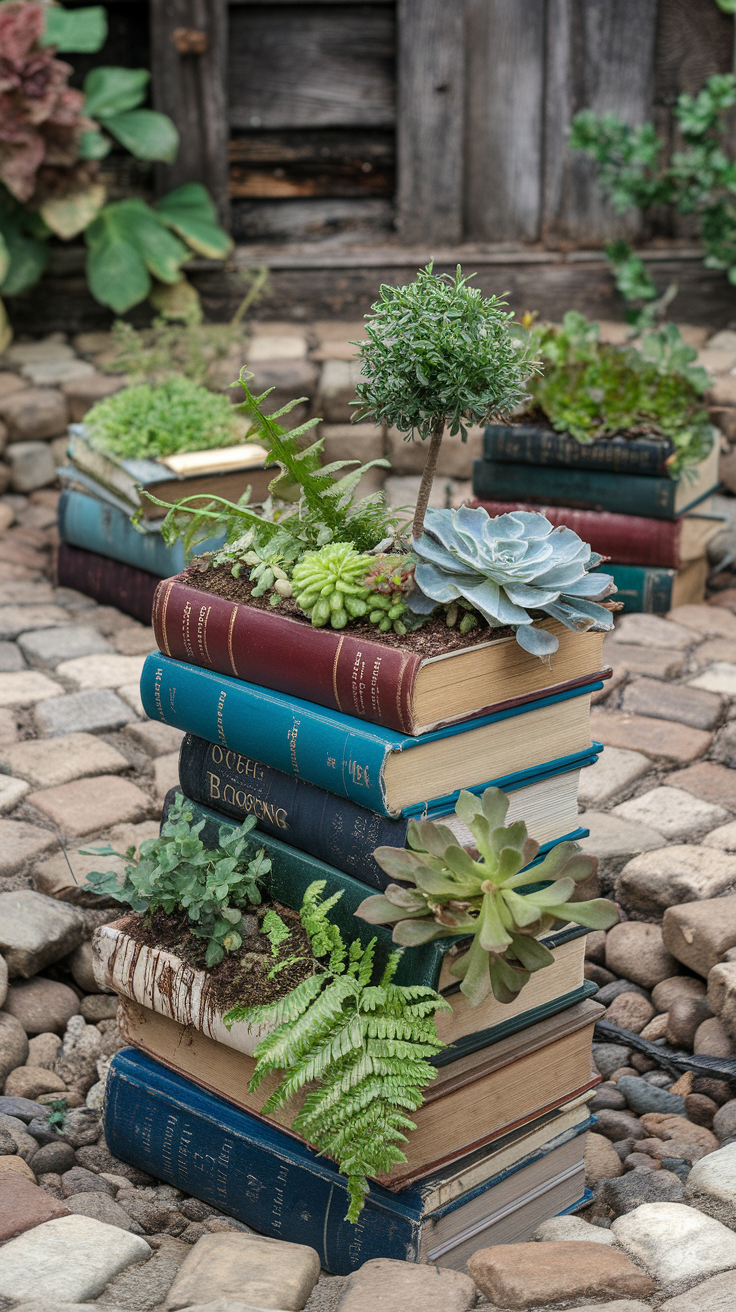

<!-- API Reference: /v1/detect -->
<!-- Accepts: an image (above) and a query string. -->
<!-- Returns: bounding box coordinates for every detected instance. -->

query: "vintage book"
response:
[105,1047,591,1272]
[484,423,676,475]
[604,559,708,613]
[473,437,721,520]
[469,498,724,570]
[177,733,593,886]
[108,996,601,1186]
[67,426,274,519]
[152,574,609,736]
[58,490,224,578]
[141,653,601,818]
[56,542,159,625]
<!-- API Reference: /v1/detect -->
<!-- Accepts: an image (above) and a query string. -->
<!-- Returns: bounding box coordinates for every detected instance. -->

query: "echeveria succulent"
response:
[356,786,619,1007]
[407,505,616,658]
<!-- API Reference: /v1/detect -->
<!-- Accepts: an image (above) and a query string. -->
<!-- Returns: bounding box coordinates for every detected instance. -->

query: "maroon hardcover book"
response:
[470,499,691,569]
[57,542,159,625]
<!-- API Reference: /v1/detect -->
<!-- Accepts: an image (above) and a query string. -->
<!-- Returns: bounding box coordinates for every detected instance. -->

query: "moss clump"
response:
[85,376,242,459]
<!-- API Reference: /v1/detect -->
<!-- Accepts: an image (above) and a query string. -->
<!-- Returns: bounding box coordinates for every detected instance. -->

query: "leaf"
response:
[544,898,620,930]
[149,276,203,323]
[0,299,11,356]
[103,110,179,163]
[78,129,112,161]
[83,67,149,118]
[0,233,8,287]
[40,184,106,239]
[156,184,233,259]
[42,5,107,52]
[86,200,190,313]
[0,215,49,297]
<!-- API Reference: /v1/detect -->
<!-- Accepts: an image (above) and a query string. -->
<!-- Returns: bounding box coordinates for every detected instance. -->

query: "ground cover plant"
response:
[84,375,244,460]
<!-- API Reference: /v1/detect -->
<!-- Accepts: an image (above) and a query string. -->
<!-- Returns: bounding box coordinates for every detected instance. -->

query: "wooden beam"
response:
[149,0,229,224]
[396,0,465,245]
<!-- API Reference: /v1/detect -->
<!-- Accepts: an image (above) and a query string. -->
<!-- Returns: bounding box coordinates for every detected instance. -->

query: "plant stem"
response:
[412,415,445,540]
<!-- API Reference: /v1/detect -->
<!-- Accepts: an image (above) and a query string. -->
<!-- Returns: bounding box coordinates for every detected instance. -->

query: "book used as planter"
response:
[152,573,609,737]
[108,997,601,1188]
[473,436,721,520]
[468,499,724,571]
[177,734,593,887]
[56,542,160,625]
[67,426,274,518]
[602,559,708,614]
[58,490,225,579]
[105,1047,591,1273]
[140,653,602,818]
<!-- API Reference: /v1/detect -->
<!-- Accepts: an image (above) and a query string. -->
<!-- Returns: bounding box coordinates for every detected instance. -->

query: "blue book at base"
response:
[106,1048,591,1274]
[141,652,602,819]
[57,488,224,578]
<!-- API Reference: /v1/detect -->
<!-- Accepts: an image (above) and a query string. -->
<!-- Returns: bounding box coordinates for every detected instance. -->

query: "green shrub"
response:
[85,376,243,460]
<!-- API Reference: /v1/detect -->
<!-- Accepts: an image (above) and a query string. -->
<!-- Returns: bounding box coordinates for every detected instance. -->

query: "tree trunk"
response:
[412,416,446,540]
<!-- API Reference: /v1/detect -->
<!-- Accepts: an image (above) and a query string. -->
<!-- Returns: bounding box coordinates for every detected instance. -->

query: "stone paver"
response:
[0,820,58,877]
[335,1258,476,1312]
[117,682,145,717]
[0,606,69,642]
[601,640,686,678]
[0,389,67,441]
[578,811,665,858]
[605,921,679,989]
[663,894,736,975]
[669,603,736,638]
[622,677,723,730]
[577,746,651,807]
[610,614,698,649]
[18,625,112,668]
[617,847,736,915]
[55,653,146,690]
[685,1142,736,1223]
[704,819,736,850]
[590,709,712,762]
[27,775,150,836]
[0,775,29,812]
[124,721,184,758]
[35,688,137,736]
[0,733,130,789]
[0,641,26,671]
[0,1171,69,1241]
[164,1232,321,1311]
[153,753,180,801]
[613,786,729,839]
[0,670,62,707]
[659,1269,736,1311]
[668,762,736,811]
[612,1201,736,1285]
[533,1214,616,1243]
[690,663,736,695]
[0,1213,151,1303]
[466,1241,656,1309]
[0,890,84,977]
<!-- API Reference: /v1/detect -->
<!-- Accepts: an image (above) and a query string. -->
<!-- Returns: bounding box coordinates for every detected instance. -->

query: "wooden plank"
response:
[464,0,545,242]
[228,6,395,129]
[543,0,658,245]
[149,0,229,222]
[396,0,465,244]
[228,128,393,200]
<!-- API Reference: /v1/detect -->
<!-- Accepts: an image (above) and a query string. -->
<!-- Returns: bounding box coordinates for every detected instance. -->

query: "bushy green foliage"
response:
[524,312,712,475]
[83,792,270,967]
[85,376,243,460]
[570,74,736,290]
[224,880,450,1221]
[357,787,619,1008]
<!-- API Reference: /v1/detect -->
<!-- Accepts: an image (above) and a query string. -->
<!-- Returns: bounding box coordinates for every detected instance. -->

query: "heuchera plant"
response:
[356,786,619,1007]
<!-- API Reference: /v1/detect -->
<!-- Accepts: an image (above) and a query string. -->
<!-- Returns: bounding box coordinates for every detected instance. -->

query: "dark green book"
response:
[602,561,707,614]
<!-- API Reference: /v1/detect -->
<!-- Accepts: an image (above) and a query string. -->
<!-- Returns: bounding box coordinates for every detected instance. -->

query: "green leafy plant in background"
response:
[353,264,540,539]
[83,792,270,967]
[224,880,450,1222]
[84,375,243,459]
[0,2,232,322]
[570,73,736,322]
[522,311,713,476]
[356,786,619,1007]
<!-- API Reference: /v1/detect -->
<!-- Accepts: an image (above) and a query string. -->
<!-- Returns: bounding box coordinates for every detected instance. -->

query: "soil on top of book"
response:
[184,563,517,659]
[117,900,315,1013]
[508,410,672,444]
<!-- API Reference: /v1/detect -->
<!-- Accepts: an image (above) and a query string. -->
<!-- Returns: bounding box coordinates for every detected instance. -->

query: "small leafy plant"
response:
[84,376,244,460]
[408,504,615,658]
[356,786,619,1007]
[353,264,540,538]
[224,880,450,1222]
[522,312,713,476]
[83,792,270,967]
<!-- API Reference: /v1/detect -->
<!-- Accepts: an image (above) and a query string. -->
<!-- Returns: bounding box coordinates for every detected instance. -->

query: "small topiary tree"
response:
[352,264,539,540]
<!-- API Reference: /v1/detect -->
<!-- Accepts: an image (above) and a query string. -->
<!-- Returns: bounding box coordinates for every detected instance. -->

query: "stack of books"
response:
[99,571,612,1271]
[56,426,272,622]
[472,424,724,613]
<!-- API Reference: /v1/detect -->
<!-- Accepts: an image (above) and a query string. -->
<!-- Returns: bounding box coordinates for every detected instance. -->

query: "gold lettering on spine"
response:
[227,605,239,677]
[158,581,176,657]
[394,654,410,734]
[331,635,345,712]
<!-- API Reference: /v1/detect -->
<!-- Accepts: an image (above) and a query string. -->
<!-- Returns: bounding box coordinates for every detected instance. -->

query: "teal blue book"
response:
[596,562,703,614]
[141,652,601,818]
[57,489,224,578]
[473,442,720,520]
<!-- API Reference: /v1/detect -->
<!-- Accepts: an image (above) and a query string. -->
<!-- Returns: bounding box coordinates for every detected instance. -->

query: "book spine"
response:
[142,653,395,814]
[56,542,160,625]
[179,733,409,889]
[484,425,672,476]
[473,460,677,520]
[470,499,682,569]
[105,1050,421,1274]
[164,788,446,989]
[601,564,675,614]
[58,490,223,577]
[152,578,421,735]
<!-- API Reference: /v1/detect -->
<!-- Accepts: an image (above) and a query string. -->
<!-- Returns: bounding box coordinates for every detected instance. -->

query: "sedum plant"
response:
[224,880,449,1222]
[83,792,270,967]
[357,787,619,1007]
[291,542,412,633]
[407,504,616,658]
[353,264,539,538]
[84,376,243,460]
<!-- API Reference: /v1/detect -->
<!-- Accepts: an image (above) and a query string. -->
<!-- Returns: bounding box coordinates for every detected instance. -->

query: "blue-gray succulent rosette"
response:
[408,506,616,658]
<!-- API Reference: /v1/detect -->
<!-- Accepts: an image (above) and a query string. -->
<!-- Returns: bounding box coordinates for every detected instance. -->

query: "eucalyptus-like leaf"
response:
[546,898,620,930]
[500,887,546,928]
[507,933,556,972]
[477,892,513,954]
[523,877,577,907]
[392,919,455,946]
[489,954,530,1003]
